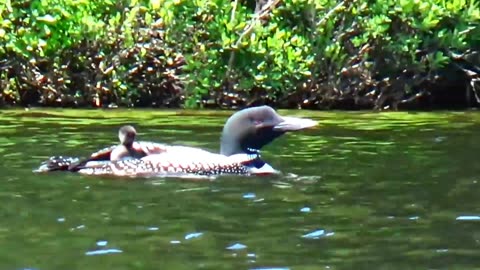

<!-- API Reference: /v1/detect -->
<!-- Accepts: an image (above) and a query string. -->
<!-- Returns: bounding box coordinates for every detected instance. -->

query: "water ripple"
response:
[243,193,256,199]
[300,207,311,213]
[456,215,480,221]
[185,232,203,240]
[85,249,123,256]
[302,229,335,239]
[250,268,290,270]
[226,243,247,250]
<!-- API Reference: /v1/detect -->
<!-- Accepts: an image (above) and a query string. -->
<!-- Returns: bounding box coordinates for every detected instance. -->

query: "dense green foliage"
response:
[0,0,479,109]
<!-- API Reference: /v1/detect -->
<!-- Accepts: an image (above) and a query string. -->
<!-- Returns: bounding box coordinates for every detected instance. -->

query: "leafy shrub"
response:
[0,0,478,109]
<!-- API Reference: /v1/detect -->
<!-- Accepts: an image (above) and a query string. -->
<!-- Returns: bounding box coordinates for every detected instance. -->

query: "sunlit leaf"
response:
[37,14,56,23]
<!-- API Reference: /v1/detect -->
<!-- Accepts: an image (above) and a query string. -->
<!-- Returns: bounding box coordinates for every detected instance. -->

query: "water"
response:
[1,109,480,269]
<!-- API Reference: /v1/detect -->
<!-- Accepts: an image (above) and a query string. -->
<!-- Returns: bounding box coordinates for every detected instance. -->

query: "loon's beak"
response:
[273,116,317,132]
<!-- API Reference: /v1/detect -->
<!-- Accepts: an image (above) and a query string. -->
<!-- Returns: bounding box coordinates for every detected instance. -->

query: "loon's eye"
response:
[252,119,263,125]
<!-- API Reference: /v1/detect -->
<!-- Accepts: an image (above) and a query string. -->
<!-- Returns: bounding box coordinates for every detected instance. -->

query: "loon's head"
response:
[118,125,137,147]
[220,106,317,156]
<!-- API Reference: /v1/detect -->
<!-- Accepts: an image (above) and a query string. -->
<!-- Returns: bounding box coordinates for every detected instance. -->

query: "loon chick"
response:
[77,106,317,177]
[62,125,151,171]
[110,125,147,161]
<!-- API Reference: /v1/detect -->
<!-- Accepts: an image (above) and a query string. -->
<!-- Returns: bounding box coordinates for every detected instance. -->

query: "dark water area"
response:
[1,109,480,270]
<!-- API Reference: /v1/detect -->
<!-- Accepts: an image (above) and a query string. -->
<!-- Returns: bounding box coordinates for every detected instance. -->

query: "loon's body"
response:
[79,148,271,177]
[36,106,316,178]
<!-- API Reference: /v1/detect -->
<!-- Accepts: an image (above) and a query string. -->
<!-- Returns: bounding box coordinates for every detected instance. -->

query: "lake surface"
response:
[1,108,480,270]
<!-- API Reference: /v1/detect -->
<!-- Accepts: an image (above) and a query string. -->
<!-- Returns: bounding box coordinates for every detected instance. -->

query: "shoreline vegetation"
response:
[0,0,479,110]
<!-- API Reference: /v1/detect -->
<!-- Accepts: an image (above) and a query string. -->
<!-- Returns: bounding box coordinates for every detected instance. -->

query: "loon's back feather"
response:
[78,150,275,177]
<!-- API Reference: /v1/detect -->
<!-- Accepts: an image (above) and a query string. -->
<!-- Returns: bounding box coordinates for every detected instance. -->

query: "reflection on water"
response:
[1,109,480,269]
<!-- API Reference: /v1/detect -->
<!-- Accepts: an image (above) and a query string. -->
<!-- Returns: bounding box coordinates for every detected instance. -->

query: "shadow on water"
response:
[1,109,480,269]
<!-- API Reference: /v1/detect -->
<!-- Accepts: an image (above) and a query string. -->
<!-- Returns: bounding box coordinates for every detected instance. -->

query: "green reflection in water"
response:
[1,109,480,269]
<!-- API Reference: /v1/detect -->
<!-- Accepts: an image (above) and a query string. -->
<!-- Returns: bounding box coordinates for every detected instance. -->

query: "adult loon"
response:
[36,106,317,177]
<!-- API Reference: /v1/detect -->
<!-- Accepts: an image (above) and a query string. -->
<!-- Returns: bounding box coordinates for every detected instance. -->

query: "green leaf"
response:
[37,14,56,23]
[151,0,161,9]
[254,74,266,81]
